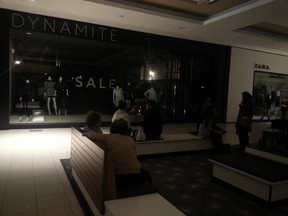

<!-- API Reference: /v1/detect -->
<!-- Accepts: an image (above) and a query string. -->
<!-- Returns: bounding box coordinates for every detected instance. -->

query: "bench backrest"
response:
[71,127,117,214]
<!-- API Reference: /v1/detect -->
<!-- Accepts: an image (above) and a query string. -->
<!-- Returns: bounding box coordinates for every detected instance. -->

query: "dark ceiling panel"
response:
[89,0,250,18]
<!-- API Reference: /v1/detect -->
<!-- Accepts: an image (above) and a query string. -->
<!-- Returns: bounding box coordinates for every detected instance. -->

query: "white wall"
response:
[226,47,288,122]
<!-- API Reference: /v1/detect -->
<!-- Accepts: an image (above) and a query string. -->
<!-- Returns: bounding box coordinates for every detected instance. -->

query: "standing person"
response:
[83,111,103,133]
[197,97,217,138]
[235,91,253,151]
[142,100,163,140]
[112,100,131,129]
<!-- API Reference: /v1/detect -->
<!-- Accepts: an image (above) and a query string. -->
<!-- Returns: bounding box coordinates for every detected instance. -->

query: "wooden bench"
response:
[209,152,288,202]
[71,127,117,215]
[71,127,183,215]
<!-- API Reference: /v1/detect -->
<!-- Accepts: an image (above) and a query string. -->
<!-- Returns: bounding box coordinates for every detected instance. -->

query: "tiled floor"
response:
[0,122,270,216]
[0,128,84,216]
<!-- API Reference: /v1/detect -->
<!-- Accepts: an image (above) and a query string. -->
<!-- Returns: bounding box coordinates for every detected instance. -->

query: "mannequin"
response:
[144,86,157,102]
[18,79,34,121]
[44,76,57,115]
[55,76,69,115]
[113,85,124,107]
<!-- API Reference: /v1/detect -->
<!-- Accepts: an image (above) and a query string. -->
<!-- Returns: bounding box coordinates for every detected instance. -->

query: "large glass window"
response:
[9,30,172,125]
[10,29,220,126]
[253,71,288,120]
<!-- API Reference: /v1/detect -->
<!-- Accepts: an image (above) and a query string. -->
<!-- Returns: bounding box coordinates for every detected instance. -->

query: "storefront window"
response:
[253,71,288,120]
[9,29,171,125]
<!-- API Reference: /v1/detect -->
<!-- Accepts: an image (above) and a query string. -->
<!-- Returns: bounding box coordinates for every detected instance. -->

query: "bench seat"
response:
[105,193,185,216]
[136,133,214,155]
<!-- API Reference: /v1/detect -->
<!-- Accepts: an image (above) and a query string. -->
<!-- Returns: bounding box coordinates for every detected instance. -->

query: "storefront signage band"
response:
[11,13,118,42]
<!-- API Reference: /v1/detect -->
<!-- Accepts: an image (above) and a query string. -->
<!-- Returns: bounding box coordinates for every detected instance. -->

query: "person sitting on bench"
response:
[83,119,153,194]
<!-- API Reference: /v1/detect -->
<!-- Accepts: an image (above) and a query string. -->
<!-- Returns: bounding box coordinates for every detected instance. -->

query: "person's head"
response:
[85,111,101,129]
[242,91,252,103]
[110,119,129,135]
[118,100,127,110]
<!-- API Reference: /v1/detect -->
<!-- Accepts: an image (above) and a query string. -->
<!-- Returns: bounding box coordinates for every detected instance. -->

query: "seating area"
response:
[71,127,184,216]
[1,123,288,216]
[71,121,288,215]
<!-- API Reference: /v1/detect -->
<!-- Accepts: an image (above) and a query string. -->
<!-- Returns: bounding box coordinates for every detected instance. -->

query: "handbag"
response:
[135,127,146,141]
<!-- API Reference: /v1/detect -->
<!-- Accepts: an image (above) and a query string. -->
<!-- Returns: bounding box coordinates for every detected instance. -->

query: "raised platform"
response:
[209,152,288,202]
[246,147,288,165]
[136,133,214,156]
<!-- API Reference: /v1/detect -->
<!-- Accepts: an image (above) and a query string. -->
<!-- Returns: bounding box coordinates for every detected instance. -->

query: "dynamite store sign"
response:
[11,12,118,42]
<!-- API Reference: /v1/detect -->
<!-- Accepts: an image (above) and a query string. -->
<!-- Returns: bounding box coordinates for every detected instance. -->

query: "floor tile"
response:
[36,183,65,197]
[1,198,37,215]
[37,194,69,210]
[4,184,35,201]
[2,211,38,216]
[38,205,74,216]
[35,174,61,186]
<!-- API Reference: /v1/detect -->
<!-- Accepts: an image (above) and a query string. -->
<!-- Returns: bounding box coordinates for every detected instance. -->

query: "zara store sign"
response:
[254,63,270,70]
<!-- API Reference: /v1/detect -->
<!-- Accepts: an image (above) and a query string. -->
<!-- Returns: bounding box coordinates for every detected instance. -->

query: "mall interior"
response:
[0,0,288,215]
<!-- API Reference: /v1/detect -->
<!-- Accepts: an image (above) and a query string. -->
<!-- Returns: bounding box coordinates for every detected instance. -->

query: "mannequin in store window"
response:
[113,85,124,108]
[44,76,57,115]
[144,85,157,103]
[18,79,36,121]
[55,76,69,115]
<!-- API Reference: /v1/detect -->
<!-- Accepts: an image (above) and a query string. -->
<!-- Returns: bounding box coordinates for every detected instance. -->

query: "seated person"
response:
[112,100,131,128]
[83,119,152,189]
[83,111,103,133]
[142,101,163,140]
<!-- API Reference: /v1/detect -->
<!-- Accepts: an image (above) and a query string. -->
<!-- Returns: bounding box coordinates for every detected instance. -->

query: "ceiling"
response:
[1,0,288,55]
